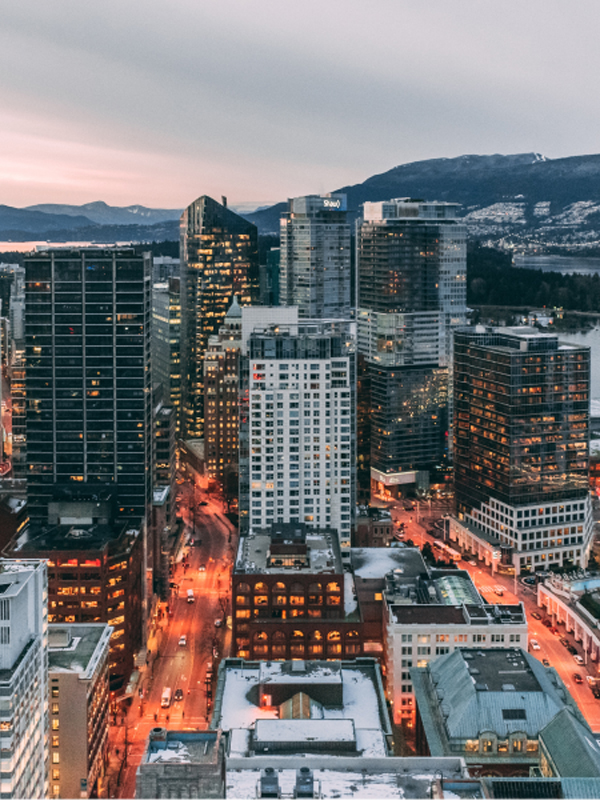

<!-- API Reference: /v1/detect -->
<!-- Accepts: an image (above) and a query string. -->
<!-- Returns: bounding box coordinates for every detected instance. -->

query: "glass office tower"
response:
[453,326,592,572]
[24,249,152,527]
[180,195,257,438]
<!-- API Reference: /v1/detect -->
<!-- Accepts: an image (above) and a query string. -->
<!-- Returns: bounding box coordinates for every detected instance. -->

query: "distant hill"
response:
[243,153,600,249]
[26,200,182,226]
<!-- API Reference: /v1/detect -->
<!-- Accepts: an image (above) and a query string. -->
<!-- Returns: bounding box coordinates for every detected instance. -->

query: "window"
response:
[52,719,59,730]
[52,703,59,714]
[52,752,60,764]
[52,687,59,698]
[52,736,59,748]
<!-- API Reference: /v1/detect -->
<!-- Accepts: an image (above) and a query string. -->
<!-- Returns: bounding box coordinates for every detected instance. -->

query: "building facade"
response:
[8,515,144,693]
[0,559,48,799]
[180,195,257,438]
[151,277,181,433]
[280,194,351,319]
[48,624,112,799]
[203,297,242,486]
[23,249,152,529]
[239,319,356,546]
[452,326,592,573]
[356,200,467,495]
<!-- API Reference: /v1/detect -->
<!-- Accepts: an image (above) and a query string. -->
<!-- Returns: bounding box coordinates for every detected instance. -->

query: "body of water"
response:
[514,254,600,275]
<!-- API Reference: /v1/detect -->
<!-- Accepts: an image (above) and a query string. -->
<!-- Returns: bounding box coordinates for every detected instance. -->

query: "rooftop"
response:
[48,623,111,678]
[351,547,427,581]
[143,730,220,766]
[9,519,141,554]
[236,524,342,575]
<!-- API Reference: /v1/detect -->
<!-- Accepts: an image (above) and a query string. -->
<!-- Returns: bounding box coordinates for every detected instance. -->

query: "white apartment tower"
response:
[280,194,352,319]
[239,313,356,547]
[0,559,48,799]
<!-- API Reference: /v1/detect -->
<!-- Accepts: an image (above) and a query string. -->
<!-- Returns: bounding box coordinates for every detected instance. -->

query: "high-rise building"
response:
[23,249,152,528]
[357,199,467,496]
[0,558,48,799]
[280,194,351,319]
[48,623,112,800]
[451,326,593,573]
[151,277,181,433]
[204,297,242,490]
[239,315,356,547]
[180,195,257,438]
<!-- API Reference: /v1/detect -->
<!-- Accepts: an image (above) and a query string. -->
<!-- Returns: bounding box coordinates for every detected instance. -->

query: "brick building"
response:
[233,524,380,661]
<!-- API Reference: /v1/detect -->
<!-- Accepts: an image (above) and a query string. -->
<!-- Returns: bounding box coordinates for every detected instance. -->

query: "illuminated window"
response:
[52,752,60,764]
[52,719,59,730]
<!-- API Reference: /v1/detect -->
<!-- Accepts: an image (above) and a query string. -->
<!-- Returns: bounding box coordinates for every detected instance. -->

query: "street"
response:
[109,491,235,799]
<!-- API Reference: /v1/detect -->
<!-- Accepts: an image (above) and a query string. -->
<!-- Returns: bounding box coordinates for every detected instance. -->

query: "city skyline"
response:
[1,1,600,207]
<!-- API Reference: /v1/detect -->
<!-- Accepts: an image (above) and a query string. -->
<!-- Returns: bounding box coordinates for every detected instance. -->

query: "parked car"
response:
[468,560,477,567]
[560,637,570,648]
[214,618,222,628]
[530,639,541,651]
[574,654,585,665]
[179,635,187,646]
[568,645,578,656]
[542,619,552,628]
[174,688,184,701]
[573,673,584,684]
[550,627,559,635]
[542,659,550,667]
[531,611,542,620]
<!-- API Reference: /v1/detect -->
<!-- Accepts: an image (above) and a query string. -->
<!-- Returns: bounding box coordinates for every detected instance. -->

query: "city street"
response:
[110,492,235,798]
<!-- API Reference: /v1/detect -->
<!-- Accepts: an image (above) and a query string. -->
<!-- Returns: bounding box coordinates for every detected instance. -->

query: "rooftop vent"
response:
[295,767,314,799]
[502,708,526,720]
[66,528,92,540]
[260,767,280,799]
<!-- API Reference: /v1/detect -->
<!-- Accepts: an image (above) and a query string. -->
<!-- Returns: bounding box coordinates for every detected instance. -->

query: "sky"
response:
[1,1,599,209]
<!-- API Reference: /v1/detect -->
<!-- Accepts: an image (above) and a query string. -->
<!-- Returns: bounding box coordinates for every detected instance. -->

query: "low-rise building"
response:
[135,729,224,799]
[383,567,527,723]
[538,574,600,666]
[48,623,112,799]
[354,506,394,548]
[412,647,586,777]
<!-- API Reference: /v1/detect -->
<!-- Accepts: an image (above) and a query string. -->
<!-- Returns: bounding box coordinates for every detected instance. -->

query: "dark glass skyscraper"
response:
[24,249,152,527]
[452,326,592,573]
[180,195,257,438]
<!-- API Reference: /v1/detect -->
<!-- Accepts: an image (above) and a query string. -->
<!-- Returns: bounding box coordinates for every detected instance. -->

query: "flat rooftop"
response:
[10,520,140,553]
[463,649,542,693]
[144,731,220,765]
[236,525,342,575]
[48,624,110,677]
[351,547,426,581]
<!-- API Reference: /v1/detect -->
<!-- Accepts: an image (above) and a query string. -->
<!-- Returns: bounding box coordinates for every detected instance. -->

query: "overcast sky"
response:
[1,1,599,208]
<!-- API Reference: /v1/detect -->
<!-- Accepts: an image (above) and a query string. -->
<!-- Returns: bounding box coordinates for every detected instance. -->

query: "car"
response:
[542,659,550,667]
[199,500,209,506]
[178,635,187,646]
[214,618,222,628]
[573,673,584,684]
[495,588,504,597]
[593,687,600,699]
[531,611,542,620]
[560,637,570,648]
[174,688,184,701]
[550,627,559,636]
[568,645,578,656]
[468,560,477,567]
[169,582,178,589]
[176,494,183,502]
[542,619,552,628]
[574,654,585,665]
[523,577,536,585]
[530,639,541,651]
[198,564,206,572]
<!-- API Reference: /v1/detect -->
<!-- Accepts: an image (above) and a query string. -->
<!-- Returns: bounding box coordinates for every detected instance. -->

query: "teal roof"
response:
[540,707,600,778]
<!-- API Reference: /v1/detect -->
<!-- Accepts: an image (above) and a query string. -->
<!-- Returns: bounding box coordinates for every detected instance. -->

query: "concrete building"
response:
[0,559,48,799]
[48,623,112,799]
[180,195,257,438]
[151,278,181,433]
[384,567,527,724]
[412,648,589,777]
[537,574,600,667]
[23,249,152,532]
[280,194,351,320]
[239,318,356,546]
[451,326,592,574]
[357,199,467,497]
[203,297,242,488]
[135,729,224,799]
[354,505,394,547]
[7,510,144,693]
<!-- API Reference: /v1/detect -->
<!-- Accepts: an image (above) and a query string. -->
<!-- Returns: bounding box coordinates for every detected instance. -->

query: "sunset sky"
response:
[1,1,599,209]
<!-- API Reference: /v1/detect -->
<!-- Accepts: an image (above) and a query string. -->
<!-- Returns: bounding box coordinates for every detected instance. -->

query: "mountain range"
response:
[4,153,600,248]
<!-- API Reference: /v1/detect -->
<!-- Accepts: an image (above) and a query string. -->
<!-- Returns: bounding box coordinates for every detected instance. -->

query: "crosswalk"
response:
[478,584,507,595]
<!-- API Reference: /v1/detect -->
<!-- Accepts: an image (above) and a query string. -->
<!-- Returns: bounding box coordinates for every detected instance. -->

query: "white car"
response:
[214,618,222,628]
[574,654,585,665]
[178,635,187,646]
[530,639,541,651]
